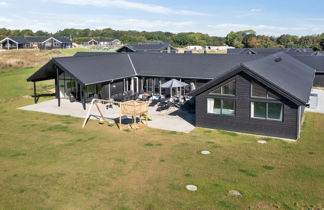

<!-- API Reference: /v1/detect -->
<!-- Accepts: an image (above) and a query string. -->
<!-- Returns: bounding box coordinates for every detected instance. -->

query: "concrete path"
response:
[19,99,195,133]
[306,89,324,114]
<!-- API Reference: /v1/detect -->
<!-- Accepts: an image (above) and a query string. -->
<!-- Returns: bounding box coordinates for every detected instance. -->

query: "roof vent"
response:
[274,57,282,62]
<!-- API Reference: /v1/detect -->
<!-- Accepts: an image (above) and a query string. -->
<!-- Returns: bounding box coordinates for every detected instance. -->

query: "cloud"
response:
[111,18,194,29]
[48,0,213,16]
[80,16,195,31]
[307,18,324,21]
[207,23,316,36]
[249,8,262,12]
[0,1,7,6]
[0,12,195,33]
[0,16,12,23]
[208,23,306,31]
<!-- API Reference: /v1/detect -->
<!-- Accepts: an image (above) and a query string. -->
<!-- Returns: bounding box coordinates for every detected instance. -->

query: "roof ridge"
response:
[127,54,137,75]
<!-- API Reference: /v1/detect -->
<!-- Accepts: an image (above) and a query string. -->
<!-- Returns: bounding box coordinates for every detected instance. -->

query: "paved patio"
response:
[19,99,195,133]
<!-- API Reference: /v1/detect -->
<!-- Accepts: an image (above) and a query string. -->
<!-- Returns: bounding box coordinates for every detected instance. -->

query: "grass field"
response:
[0,48,107,73]
[0,51,323,209]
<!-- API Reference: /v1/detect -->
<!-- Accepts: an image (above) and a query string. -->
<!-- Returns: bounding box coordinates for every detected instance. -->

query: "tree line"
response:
[0,28,323,50]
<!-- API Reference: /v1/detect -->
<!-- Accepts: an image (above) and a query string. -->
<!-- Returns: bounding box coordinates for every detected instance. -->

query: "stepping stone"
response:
[186,185,198,191]
[257,140,267,144]
[201,150,211,155]
[228,190,241,196]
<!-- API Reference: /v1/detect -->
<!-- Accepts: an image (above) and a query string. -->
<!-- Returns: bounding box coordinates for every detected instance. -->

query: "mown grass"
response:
[0,66,323,209]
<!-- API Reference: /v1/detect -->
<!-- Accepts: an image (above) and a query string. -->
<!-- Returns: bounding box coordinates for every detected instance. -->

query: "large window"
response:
[58,71,77,99]
[251,82,278,99]
[207,98,235,115]
[210,80,235,95]
[251,102,283,121]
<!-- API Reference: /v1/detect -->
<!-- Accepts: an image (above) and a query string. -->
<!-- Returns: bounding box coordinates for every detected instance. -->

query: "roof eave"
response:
[240,63,308,106]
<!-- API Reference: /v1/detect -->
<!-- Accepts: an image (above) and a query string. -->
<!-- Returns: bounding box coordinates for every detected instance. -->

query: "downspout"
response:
[297,106,302,139]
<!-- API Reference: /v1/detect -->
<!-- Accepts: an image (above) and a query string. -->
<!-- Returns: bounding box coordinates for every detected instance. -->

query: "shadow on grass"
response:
[238,169,257,177]
[219,130,238,137]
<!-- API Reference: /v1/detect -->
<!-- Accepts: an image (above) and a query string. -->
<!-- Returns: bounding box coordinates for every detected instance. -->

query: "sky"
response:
[1,0,324,36]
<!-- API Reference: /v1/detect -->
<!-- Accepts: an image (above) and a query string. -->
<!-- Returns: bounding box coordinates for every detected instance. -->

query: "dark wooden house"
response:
[27,52,316,139]
[0,37,72,50]
[190,53,315,139]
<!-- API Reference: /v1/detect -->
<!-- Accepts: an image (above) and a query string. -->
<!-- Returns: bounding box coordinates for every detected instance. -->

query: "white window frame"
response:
[207,98,235,116]
[209,79,236,96]
[251,101,283,121]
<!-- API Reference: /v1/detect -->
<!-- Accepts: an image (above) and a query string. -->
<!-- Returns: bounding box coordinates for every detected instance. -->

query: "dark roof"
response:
[28,53,263,84]
[73,52,110,57]
[228,48,314,55]
[25,37,48,43]
[28,52,316,104]
[0,37,29,44]
[53,54,135,85]
[242,52,315,104]
[27,60,56,82]
[0,37,71,44]
[117,42,176,52]
[83,39,97,42]
[293,55,324,73]
[97,39,114,42]
[54,37,72,43]
[83,39,117,43]
[191,52,315,105]
[130,53,263,79]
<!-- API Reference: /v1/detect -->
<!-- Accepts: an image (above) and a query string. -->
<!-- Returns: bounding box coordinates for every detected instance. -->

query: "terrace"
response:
[19,98,196,133]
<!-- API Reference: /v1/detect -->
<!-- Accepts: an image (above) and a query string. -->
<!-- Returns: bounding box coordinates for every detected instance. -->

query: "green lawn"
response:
[0,67,323,209]
[60,47,114,55]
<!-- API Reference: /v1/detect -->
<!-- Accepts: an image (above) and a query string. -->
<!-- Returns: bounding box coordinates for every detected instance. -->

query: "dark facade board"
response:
[195,71,299,139]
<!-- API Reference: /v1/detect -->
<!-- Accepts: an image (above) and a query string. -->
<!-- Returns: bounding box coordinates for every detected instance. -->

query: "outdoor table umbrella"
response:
[160,79,188,98]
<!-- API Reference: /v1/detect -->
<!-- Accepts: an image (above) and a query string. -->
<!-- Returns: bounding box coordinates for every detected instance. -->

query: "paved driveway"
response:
[306,89,324,114]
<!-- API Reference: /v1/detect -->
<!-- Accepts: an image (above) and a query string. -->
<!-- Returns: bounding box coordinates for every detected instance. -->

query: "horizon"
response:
[1,0,324,37]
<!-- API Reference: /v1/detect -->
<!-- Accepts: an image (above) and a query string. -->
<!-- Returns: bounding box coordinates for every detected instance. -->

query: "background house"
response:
[227,48,314,55]
[0,37,72,50]
[117,42,177,53]
[83,39,122,47]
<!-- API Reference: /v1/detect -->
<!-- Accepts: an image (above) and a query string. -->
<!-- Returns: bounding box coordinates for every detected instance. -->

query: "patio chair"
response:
[156,101,173,112]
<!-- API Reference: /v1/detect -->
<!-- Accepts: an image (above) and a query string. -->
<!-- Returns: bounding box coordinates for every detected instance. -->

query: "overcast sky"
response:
[1,0,324,36]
